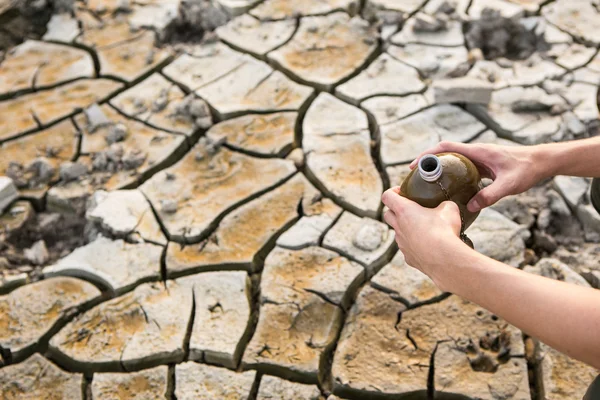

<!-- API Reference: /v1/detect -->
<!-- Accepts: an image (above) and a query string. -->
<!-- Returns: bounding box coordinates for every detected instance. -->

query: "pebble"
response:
[105,123,128,145]
[0,176,18,215]
[161,199,178,214]
[413,12,448,32]
[84,104,111,133]
[59,162,88,182]
[24,240,49,266]
[353,223,385,251]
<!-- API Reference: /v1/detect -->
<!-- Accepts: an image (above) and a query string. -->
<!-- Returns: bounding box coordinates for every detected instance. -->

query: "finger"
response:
[467,181,507,212]
[408,141,471,169]
[381,188,412,214]
[383,209,399,231]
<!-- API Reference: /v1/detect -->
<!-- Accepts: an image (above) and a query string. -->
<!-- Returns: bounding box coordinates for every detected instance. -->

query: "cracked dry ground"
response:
[1,0,600,399]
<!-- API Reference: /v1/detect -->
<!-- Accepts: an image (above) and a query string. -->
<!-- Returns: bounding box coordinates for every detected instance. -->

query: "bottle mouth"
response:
[418,154,442,182]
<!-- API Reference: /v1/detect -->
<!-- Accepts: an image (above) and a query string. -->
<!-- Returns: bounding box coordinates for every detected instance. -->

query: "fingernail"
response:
[409,160,417,169]
[468,199,480,213]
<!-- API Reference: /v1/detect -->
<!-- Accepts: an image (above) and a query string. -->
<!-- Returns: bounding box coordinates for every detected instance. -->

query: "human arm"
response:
[409,136,600,213]
[381,189,600,370]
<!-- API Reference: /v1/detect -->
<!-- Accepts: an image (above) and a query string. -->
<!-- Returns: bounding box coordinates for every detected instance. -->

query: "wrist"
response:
[529,143,559,181]
[428,237,478,293]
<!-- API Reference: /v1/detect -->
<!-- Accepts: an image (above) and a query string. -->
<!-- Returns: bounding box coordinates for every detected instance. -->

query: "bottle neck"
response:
[418,154,443,182]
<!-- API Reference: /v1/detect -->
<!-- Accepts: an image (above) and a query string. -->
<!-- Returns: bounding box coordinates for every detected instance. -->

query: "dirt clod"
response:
[465,8,544,60]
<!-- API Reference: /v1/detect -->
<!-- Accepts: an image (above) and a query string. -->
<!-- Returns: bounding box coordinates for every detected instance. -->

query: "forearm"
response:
[534,136,600,178]
[434,245,600,369]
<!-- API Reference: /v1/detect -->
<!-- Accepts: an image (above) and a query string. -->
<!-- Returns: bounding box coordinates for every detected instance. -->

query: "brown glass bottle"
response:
[592,178,600,215]
[400,152,483,246]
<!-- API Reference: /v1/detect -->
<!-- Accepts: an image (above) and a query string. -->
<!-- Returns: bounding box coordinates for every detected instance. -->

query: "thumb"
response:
[467,182,506,212]
[438,201,462,233]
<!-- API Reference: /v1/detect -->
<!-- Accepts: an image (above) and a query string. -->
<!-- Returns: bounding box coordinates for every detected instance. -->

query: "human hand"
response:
[382,187,467,288]
[409,141,543,213]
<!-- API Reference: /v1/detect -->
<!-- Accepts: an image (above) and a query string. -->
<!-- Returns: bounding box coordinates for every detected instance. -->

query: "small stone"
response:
[413,12,448,32]
[24,240,49,266]
[353,224,384,251]
[0,354,83,399]
[161,199,178,214]
[116,0,130,10]
[0,176,18,214]
[533,230,558,254]
[150,91,169,113]
[105,143,124,163]
[175,362,255,400]
[323,212,395,270]
[59,162,88,182]
[537,208,552,230]
[105,123,128,145]
[84,103,111,133]
[576,204,600,242]
[392,17,464,46]
[122,149,147,170]
[92,152,108,171]
[188,98,209,118]
[28,158,55,186]
[433,77,493,104]
[43,13,80,42]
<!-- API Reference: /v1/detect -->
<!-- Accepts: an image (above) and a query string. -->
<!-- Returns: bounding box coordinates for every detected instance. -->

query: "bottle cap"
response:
[418,154,443,182]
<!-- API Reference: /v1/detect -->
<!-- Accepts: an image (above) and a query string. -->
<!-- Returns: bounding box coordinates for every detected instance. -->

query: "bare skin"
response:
[382,137,600,370]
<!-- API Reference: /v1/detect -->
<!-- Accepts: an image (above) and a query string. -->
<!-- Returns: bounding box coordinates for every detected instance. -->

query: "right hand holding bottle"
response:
[409,141,544,213]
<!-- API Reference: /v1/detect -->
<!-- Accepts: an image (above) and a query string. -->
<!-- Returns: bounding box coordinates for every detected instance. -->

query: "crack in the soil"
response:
[82,373,92,400]
[167,364,176,400]
[183,290,196,361]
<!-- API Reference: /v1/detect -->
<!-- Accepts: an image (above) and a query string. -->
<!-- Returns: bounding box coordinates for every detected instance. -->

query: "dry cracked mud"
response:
[1,0,599,399]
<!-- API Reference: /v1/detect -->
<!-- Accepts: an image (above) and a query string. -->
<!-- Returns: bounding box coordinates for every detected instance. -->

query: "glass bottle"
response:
[592,178,600,214]
[399,152,483,247]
